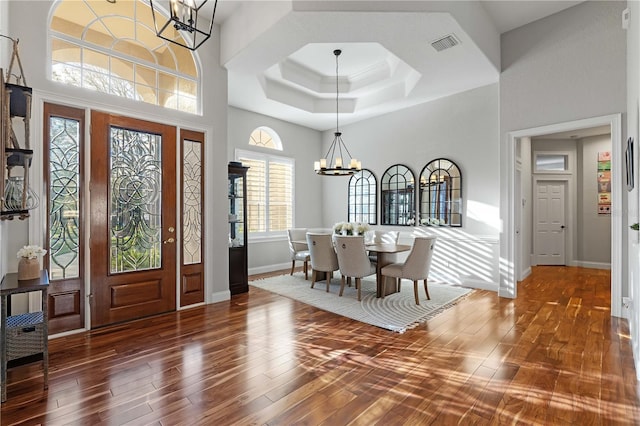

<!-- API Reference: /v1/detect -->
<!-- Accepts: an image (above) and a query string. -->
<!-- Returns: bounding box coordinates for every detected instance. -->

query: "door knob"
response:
[163,237,175,244]
[561,225,565,229]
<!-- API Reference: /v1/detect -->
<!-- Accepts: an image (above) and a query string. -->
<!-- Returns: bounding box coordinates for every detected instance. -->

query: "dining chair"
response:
[287,228,310,280]
[306,232,339,292]
[368,230,400,262]
[334,235,377,301]
[380,236,437,305]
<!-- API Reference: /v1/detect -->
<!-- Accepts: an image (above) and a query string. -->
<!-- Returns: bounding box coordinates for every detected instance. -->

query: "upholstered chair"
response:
[306,233,340,292]
[287,228,310,280]
[334,235,377,301]
[368,230,400,262]
[380,236,437,304]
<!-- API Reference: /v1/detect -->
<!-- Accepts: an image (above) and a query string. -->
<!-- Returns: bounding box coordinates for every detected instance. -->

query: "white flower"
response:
[356,223,369,234]
[334,222,345,234]
[17,245,46,259]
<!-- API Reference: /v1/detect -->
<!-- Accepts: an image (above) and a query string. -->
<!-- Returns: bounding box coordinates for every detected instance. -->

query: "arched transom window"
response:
[50,0,200,114]
[249,127,283,150]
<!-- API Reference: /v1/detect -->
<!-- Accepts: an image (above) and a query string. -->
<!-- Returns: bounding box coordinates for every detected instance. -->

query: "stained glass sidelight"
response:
[110,126,162,273]
[182,139,202,265]
[48,117,81,279]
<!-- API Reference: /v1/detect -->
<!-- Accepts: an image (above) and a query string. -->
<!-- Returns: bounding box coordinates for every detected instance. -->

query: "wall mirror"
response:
[419,158,462,227]
[381,164,415,225]
[348,169,377,224]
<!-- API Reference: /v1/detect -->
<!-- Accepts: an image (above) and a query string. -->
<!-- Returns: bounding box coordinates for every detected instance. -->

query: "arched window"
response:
[348,169,377,224]
[249,127,283,150]
[238,127,292,235]
[49,0,200,114]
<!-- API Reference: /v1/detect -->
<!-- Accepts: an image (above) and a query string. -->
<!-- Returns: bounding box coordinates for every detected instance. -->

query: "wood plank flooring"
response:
[2,266,639,425]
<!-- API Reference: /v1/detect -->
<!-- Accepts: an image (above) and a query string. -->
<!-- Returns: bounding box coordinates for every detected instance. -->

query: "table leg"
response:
[376,253,398,298]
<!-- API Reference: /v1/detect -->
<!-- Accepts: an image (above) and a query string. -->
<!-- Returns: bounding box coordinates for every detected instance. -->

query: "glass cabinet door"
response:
[228,173,245,247]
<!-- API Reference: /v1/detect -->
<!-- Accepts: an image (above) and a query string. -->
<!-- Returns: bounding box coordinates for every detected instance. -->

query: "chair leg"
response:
[339,276,346,296]
[304,260,309,280]
[310,269,317,288]
[423,279,430,300]
[413,280,420,305]
[326,271,331,292]
[290,260,296,276]
[356,278,362,301]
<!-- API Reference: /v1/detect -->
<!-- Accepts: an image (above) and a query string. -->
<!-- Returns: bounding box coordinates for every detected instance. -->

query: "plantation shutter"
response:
[237,151,293,234]
[240,157,266,232]
[268,159,293,231]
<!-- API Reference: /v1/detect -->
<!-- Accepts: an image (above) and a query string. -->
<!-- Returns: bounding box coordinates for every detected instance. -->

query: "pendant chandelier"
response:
[150,0,218,51]
[314,49,361,176]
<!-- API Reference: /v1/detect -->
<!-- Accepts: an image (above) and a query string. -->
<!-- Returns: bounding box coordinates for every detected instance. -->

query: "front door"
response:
[534,181,566,265]
[90,111,177,327]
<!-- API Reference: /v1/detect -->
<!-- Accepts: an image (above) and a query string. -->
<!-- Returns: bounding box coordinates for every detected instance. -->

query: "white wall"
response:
[319,83,501,290]
[500,0,627,297]
[4,1,230,315]
[579,135,612,265]
[227,106,325,274]
[626,0,640,378]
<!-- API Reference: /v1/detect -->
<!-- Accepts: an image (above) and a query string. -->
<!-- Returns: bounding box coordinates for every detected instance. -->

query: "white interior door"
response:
[534,182,566,265]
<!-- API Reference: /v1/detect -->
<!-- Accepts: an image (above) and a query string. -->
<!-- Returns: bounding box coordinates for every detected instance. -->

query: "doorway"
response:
[89,111,177,327]
[503,114,622,317]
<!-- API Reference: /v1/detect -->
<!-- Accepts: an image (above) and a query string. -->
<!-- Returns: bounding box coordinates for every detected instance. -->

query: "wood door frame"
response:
[532,178,570,266]
[42,102,86,334]
[89,110,177,327]
[179,129,205,307]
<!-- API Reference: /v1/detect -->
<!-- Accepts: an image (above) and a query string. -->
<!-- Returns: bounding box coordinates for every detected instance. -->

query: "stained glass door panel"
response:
[90,111,176,327]
[180,130,204,307]
[44,103,85,334]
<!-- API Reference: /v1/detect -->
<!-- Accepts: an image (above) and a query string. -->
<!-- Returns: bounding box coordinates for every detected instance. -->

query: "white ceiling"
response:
[212,1,585,131]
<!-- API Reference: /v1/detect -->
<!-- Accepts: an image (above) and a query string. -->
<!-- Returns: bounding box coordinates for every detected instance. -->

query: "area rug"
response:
[250,274,473,333]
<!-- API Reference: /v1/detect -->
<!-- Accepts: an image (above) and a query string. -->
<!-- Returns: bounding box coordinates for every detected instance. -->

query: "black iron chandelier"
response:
[150,0,218,51]
[314,49,361,176]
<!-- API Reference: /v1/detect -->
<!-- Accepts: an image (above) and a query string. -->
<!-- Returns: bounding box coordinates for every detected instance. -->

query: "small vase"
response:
[18,257,40,280]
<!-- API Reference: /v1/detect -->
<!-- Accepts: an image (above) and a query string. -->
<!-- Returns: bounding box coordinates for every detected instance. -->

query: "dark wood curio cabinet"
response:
[228,162,249,295]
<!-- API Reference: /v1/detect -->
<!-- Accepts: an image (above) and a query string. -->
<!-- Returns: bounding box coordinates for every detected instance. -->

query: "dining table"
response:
[365,242,412,297]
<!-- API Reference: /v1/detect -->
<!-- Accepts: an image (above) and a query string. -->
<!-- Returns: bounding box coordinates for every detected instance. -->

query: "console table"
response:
[1,270,49,402]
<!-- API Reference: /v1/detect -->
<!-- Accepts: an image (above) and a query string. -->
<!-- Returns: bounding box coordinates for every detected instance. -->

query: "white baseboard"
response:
[573,261,611,270]
[210,290,231,304]
[461,279,499,292]
[249,262,290,276]
[49,327,88,339]
[519,267,532,281]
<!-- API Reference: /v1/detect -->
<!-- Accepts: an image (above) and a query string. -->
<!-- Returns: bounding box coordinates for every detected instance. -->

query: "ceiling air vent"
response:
[431,34,460,52]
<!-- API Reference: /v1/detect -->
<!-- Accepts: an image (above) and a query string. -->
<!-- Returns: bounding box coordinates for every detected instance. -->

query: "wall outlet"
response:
[623,296,632,309]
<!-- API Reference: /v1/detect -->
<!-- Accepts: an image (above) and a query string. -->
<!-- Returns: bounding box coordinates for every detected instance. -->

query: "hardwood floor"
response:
[2,266,639,425]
